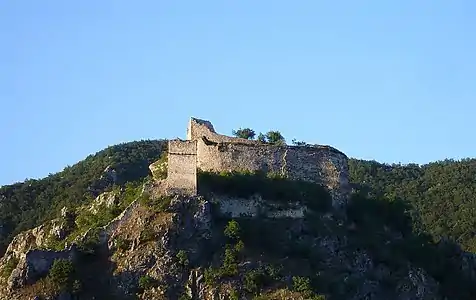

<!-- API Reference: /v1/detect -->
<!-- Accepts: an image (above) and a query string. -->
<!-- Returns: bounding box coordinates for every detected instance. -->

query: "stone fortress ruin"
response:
[162,118,351,211]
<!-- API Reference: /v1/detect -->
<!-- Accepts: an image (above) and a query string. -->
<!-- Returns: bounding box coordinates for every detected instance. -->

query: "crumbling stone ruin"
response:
[165,117,351,210]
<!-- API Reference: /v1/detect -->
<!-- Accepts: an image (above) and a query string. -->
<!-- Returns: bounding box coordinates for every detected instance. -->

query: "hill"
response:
[0,140,475,299]
[0,140,167,254]
[349,158,476,252]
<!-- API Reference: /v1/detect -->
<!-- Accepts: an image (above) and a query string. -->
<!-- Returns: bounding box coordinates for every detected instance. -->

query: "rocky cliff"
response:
[0,170,461,300]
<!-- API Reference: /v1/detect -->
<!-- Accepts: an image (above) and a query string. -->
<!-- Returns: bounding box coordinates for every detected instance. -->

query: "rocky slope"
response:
[0,148,475,299]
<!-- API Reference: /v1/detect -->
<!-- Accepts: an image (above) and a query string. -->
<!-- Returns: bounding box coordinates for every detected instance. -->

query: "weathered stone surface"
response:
[166,140,197,196]
[89,190,120,213]
[8,247,76,289]
[163,117,351,211]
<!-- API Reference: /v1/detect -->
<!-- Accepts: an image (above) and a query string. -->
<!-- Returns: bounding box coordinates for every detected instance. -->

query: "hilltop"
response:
[0,120,475,300]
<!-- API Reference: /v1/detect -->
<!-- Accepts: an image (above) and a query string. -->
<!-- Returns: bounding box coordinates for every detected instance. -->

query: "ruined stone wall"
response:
[166,140,197,195]
[188,117,257,145]
[196,139,350,209]
[165,117,350,208]
[196,140,286,175]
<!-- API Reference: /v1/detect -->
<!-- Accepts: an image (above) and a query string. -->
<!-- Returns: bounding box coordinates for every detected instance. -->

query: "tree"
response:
[232,128,256,140]
[224,220,241,240]
[265,131,286,145]
[257,133,267,143]
[48,259,74,290]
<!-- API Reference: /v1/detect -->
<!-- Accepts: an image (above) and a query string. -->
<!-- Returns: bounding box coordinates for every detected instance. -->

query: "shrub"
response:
[140,226,156,242]
[234,240,245,253]
[204,266,219,286]
[176,250,189,267]
[140,194,172,212]
[232,128,256,140]
[244,269,266,294]
[115,237,131,252]
[221,248,238,277]
[77,228,102,255]
[48,259,74,290]
[138,275,155,290]
[1,256,19,278]
[224,220,241,240]
[229,288,239,300]
[265,131,286,145]
[292,276,326,299]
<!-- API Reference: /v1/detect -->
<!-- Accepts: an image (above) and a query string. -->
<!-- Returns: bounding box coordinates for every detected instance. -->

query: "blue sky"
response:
[1,1,475,185]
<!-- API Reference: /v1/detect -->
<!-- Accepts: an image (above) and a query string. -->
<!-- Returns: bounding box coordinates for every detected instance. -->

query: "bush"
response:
[48,259,74,290]
[1,256,19,278]
[140,226,156,242]
[77,228,102,255]
[221,247,238,277]
[140,194,172,212]
[234,240,245,253]
[292,276,326,299]
[176,250,189,267]
[115,237,131,252]
[224,220,241,240]
[204,266,219,286]
[232,128,256,140]
[138,275,155,290]
[244,269,266,294]
[229,288,239,300]
[265,131,286,145]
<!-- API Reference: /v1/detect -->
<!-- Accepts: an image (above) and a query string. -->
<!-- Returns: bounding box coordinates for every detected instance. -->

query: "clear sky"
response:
[1,1,475,186]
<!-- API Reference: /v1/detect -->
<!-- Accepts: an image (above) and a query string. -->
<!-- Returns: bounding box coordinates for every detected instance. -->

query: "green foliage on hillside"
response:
[0,140,166,254]
[349,158,476,253]
[48,259,75,290]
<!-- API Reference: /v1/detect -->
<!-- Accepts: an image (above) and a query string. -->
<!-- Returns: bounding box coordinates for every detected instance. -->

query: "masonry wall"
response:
[195,134,350,209]
[166,140,197,195]
[166,118,350,209]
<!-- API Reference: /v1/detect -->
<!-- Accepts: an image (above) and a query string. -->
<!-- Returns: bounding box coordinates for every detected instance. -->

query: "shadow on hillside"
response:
[346,190,476,300]
[201,188,476,300]
[73,246,140,300]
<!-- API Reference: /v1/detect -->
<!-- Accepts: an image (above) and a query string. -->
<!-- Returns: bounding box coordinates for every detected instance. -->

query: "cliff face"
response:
[0,175,448,300]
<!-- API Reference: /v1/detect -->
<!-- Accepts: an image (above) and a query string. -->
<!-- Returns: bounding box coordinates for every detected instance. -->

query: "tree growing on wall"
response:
[265,131,286,145]
[257,133,267,143]
[232,128,256,140]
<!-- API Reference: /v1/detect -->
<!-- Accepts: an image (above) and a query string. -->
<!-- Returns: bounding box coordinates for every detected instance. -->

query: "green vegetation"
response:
[43,180,146,252]
[349,158,476,253]
[264,131,286,145]
[77,227,102,255]
[139,193,172,212]
[150,151,168,179]
[198,170,331,212]
[140,226,156,243]
[48,259,75,291]
[0,140,166,254]
[176,250,189,267]
[232,127,286,145]
[292,276,325,300]
[0,256,19,278]
[2,136,476,299]
[232,128,256,140]
[224,219,240,240]
[138,275,156,290]
[114,237,131,252]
